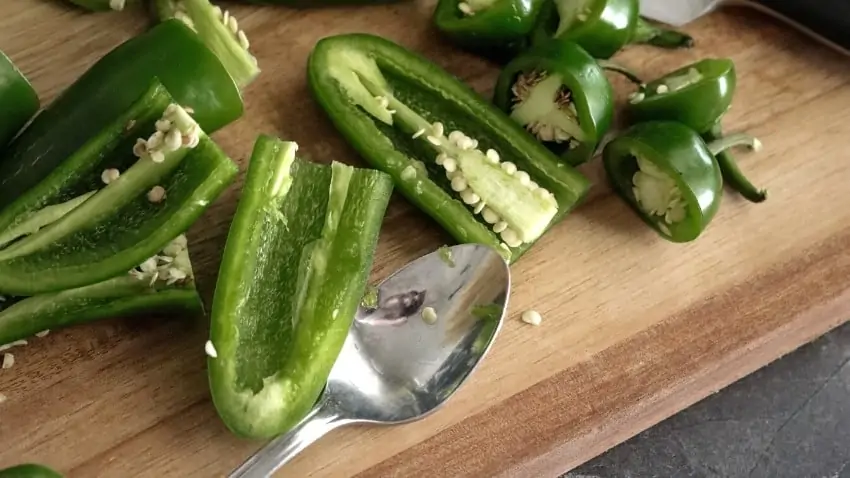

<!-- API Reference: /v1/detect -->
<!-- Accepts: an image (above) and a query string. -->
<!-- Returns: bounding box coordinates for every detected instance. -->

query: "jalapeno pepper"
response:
[603,121,761,242]
[154,0,260,88]
[532,0,693,59]
[208,135,392,438]
[0,464,63,478]
[0,237,202,347]
[65,0,139,10]
[626,59,766,202]
[432,0,546,61]
[493,38,613,167]
[0,20,242,215]
[308,33,590,263]
[0,82,239,296]
[0,50,39,150]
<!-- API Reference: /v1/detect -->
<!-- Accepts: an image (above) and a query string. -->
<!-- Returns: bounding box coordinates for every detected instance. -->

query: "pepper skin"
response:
[308,33,590,263]
[433,0,546,61]
[0,464,63,478]
[208,135,393,438]
[0,50,39,150]
[532,0,693,59]
[0,20,242,214]
[493,38,614,166]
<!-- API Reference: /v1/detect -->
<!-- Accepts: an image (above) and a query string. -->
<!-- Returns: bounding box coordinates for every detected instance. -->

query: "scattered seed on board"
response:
[521,310,542,326]
[35,330,50,338]
[421,307,438,325]
[205,340,218,358]
[2,353,14,369]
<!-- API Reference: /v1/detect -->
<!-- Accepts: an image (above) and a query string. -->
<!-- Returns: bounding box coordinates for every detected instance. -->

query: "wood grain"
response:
[1,1,849,477]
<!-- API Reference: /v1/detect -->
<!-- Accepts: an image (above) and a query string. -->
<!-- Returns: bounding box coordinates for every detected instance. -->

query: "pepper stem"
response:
[631,18,695,50]
[596,60,643,86]
[706,125,767,203]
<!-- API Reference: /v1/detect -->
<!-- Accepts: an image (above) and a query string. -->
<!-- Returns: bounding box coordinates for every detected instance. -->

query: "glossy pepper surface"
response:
[308,33,590,263]
[0,50,39,149]
[433,0,546,61]
[493,37,613,166]
[0,464,63,478]
[0,20,242,214]
[532,0,693,59]
[208,136,392,438]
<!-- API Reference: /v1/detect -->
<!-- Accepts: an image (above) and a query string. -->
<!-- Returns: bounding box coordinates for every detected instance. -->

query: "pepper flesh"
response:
[208,135,392,439]
[432,0,546,61]
[493,37,613,166]
[154,0,260,88]
[0,20,242,213]
[0,50,39,149]
[0,464,63,478]
[308,33,590,262]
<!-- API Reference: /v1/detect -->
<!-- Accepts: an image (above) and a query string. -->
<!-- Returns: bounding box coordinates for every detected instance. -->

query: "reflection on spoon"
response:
[356,289,427,326]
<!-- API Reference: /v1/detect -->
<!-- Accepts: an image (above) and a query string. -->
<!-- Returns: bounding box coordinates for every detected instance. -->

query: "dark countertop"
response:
[568,322,850,478]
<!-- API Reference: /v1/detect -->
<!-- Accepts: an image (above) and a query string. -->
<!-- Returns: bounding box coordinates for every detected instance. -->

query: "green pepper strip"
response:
[432,0,546,62]
[705,124,767,203]
[209,135,392,439]
[494,37,613,167]
[309,33,590,263]
[0,50,39,150]
[0,245,201,346]
[0,20,242,213]
[154,0,260,88]
[0,112,238,296]
[0,464,63,478]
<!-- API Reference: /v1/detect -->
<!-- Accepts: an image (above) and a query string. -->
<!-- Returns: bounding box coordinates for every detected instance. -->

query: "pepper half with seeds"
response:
[0,20,242,214]
[627,59,766,202]
[603,121,761,242]
[0,464,63,478]
[154,0,260,88]
[0,83,238,296]
[532,0,693,59]
[308,33,590,263]
[208,135,392,439]
[432,0,546,61]
[493,38,613,167]
[0,237,202,347]
[0,50,39,150]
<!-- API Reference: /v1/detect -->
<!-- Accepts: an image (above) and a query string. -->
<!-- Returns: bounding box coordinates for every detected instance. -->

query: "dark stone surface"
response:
[566,322,850,478]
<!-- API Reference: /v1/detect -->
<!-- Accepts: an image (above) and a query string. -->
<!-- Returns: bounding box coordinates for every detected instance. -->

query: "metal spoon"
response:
[229,243,511,477]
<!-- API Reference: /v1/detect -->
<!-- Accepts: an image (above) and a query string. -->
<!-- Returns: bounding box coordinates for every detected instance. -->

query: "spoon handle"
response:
[228,406,343,478]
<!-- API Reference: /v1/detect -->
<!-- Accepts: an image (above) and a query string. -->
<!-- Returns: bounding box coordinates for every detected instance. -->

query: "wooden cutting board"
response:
[2,1,849,476]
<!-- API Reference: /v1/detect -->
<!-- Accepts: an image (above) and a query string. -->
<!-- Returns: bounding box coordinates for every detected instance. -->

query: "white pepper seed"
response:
[485,149,500,163]
[133,138,148,158]
[521,310,542,326]
[443,157,458,172]
[534,188,551,200]
[205,340,218,358]
[155,119,172,132]
[656,84,669,94]
[460,190,480,205]
[629,91,645,104]
[514,170,531,185]
[501,162,518,174]
[223,10,230,26]
[35,330,50,338]
[435,153,447,165]
[109,0,125,11]
[481,207,500,224]
[431,122,445,137]
[148,150,165,164]
[2,353,13,369]
[147,186,167,203]
[458,2,474,15]
[238,30,251,50]
[101,168,120,185]
[147,131,164,150]
[450,176,468,192]
[528,181,539,191]
[421,307,438,324]
[493,221,508,233]
[500,228,523,247]
[212,6,223,18]
[139,257,158,273]
[458,137,475,150]
[227,15,239,34]
[164,129,183,152]
[426,136,442,146]
[473,202,486,214]
[412,128,426,139]
[448,131,465,144]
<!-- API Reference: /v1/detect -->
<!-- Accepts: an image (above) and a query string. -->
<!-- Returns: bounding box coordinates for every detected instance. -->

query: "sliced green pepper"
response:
[0,20,242,213]
[0,464,63,478]
[0,238,201,346]
[0,50,39,149]
[627,59,766,202]
[308,33,590,263]
[432,0,546,61]
[532,0,693,59]
[208,135,392,439]
[603,121,761,242]
[493,38,613,166]
[0,89,238,296]
[64,0,140,11]
[154,0,260,88]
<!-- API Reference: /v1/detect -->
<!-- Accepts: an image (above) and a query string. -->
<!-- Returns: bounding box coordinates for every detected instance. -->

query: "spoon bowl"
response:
[230,243,510,477]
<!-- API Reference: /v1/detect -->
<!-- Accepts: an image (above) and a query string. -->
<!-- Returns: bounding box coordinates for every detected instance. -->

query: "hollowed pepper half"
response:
[208,135,392,438]
[493,38,614,167]
[432,0,546,62]
[308,33,591,263]
[0,50,39,150]
[627,58,766,202]
[603,121,761,242]
[532,0,693,59]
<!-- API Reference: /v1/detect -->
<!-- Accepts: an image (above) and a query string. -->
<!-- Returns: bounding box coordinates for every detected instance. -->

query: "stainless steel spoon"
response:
[229,243,511,477]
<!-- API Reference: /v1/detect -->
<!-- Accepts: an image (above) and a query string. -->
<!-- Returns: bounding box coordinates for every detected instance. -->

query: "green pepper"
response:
[0,50,39,150]
[532,0,693,59]
[603,121,761,242]
[64,0,140,10]
[432,0,546,61]
[493,38,613,166]
[153,0,260,88]
[627,59,766,202]
[0,464,63,478]
[308,33,590,263]
[0,83,238,296]
[0,238,202,346]
[208,135,392,439]
[0,20,242,214]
